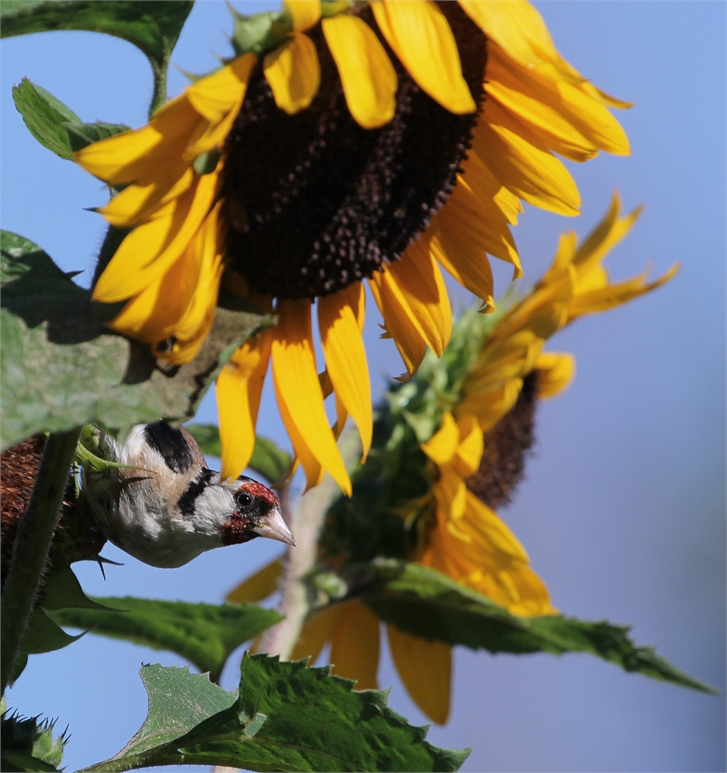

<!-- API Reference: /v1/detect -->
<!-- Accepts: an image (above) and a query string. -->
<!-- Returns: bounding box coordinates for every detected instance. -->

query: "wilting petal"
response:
[322,14,397,128]
[226,557,284,604]
[318,283,373,458]
[271,299,351,495]
[535,352,575,398]
[217,325,273,481]
[371,0,475,114]
[369,270,428,381]
[291,605,342,664]
[387,624,451,724]
[93,171,219,302]
[329,600,381,689]
[264,33,321,114]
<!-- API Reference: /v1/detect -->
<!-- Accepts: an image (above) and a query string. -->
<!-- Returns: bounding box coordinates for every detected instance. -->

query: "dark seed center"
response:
[220,2,487,300]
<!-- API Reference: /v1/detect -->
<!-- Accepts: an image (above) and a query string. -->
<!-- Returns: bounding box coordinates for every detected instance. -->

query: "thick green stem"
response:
[261,429,361,660]
[1,428,81,694]
[149,61,168,117]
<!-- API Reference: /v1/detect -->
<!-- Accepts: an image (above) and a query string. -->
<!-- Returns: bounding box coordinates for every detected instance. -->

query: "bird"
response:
[83,421,295,568]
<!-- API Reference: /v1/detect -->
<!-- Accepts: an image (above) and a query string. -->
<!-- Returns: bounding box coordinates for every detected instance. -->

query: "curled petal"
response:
[264,33,321,114]
[535,352,576,398]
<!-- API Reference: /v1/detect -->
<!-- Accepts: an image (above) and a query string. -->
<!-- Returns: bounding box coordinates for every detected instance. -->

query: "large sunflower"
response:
[227,194,677,724]
[75,0,631,492]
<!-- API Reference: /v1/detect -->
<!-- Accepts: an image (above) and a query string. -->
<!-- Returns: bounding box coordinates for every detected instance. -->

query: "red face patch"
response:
[238,481,279,509]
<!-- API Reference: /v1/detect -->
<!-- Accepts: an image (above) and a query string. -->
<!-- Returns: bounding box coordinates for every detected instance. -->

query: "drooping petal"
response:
[92,170,219,302]
[271,299,352,495]
[264,33,321,114]
[368,270,428,381]
[290,604,342,664]
[387,624,451,725]
[535,352,576,398]
[217,324,273,481]
[390,241,452,356]
[371,0,475,114]
[322,14,397,129]
[427,230,496,309]
[329,600,381,690]
[318,283,373,458]
[225,557,284,604]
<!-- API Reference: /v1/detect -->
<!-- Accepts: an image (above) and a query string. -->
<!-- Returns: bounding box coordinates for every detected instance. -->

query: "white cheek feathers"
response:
[83,422,296,568]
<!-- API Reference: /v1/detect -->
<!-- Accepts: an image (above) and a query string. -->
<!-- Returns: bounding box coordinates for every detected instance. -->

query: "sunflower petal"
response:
[322,14,397,128]
[386,240,452,356]
[535,352,576,398]
[318,283,373,458]
[427,230,496,308]
[387,624,451,725]
[368,270,428,381]
[291,604,342,664]
[264,33,321,114]
[271,299,352,495]
[421,412,459,465]
[226,557,284,604]
[329,599,381,690]
[217,326,273,481]
[371,0,475,114]
[285,0,321,32]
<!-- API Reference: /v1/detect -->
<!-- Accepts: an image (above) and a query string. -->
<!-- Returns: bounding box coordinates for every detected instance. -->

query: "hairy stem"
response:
[261,429,361,660]
[149,61,168,117]
[1,428,81,694]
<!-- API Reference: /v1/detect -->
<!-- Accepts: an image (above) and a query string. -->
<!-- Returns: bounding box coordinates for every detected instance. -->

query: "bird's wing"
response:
[142,422,206,473]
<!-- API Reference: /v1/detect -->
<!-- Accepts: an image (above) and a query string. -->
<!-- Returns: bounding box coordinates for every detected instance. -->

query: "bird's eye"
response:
[236,491,254,510]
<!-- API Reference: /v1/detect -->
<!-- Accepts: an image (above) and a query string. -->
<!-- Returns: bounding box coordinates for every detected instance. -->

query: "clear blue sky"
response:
[2,2,725,771]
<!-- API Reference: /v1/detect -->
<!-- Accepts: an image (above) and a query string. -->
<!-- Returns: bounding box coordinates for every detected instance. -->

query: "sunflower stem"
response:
[1,428,81,695]
[149,61,168,118]
[261,428,361,660]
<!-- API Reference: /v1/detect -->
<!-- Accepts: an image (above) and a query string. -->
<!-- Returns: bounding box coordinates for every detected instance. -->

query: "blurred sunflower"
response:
[76,0,631,493]
[227,194,677,723]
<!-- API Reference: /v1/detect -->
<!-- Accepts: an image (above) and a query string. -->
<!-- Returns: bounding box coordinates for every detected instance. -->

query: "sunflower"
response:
[227,194,677,724]
[75,0,631,492]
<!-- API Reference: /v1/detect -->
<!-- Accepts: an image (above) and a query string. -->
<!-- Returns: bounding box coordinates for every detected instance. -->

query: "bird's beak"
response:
[253,507,296,547]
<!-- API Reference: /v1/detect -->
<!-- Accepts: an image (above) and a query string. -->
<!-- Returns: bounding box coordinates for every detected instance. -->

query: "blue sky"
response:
[2,2,725,771]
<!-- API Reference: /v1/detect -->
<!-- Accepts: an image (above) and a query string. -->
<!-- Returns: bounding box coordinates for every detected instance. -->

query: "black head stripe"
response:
[177,468,214,516]
[144,421,195,473]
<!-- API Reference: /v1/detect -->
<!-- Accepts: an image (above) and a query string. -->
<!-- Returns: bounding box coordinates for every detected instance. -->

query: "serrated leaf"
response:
[48,598,282,682]
[0,230,271,448]
[120,665,237,757]
[0,1,194,72]
[355,560,718,694]
[85,656,469,773]
[186,424,292,484]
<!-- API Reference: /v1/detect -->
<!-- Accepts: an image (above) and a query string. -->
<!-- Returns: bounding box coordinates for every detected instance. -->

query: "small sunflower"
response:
[76,0,631,492]
[227,194,677,724]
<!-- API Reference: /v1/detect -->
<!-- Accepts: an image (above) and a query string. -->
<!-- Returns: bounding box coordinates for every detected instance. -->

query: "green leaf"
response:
[85,656,469,773]
[41,565,116,613]
[118,665,237,757]
[356,561,719,694]
[0,231,271,448]
[49,598,282,682]
[11,79,79,159]
[186,424,292,484]
[1,712,67,772]
[0,1,194,72]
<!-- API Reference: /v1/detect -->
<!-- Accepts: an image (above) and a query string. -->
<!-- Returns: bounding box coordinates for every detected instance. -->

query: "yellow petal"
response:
[474,99,581,216]
[285,0,321,32]
[386,240,452,357]
[371,0,475,114]
[100,163,194,228]
[217,326,273,481]
[457,378,523,432]
[463,493,529,562]
[73,95,200,184]
[329,599,381,689]
[92,171,219,302]
[535,352,576,398]
[264,33,320,114]
[271,299,351,495]
[573,193,641,272]
[452,414,483,477]
[291,604,342,664]
[427,229,495,308]
[322,15,397,128]
[318,283,373,459]
[387,624,451,724]
[368,270,427,381]
[186,53,257,125]
[421,411,459,466]
[226,557,284,604]
[275,383,325,491]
